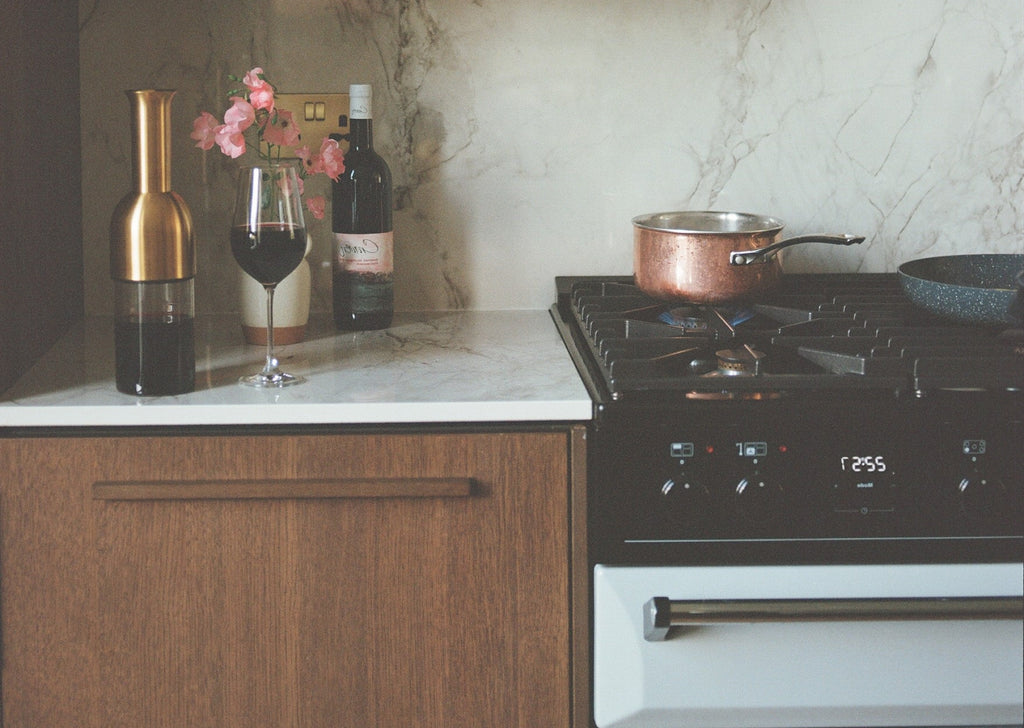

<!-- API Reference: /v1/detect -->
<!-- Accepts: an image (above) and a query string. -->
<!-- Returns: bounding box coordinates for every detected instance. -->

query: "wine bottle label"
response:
[334,232,394,274]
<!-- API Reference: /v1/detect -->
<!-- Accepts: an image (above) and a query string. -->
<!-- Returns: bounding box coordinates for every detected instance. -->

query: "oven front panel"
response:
[589,396,1023,566]
[593,563,1024,728]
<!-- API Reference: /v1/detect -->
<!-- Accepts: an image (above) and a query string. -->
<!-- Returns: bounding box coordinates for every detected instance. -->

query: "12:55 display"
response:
[840,455,888,473]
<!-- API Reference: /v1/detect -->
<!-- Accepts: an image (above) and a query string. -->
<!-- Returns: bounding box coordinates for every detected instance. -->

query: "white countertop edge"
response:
[0,400,593,429]
[0,311,595,428]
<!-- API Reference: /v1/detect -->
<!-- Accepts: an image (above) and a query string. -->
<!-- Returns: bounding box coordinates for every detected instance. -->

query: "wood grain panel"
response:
[0,430,574,727]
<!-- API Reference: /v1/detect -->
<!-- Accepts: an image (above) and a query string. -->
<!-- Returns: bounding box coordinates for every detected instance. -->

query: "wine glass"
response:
[230,163,307,387]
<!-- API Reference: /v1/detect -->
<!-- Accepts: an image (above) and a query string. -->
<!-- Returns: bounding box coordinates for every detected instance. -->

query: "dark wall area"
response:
[0,2,83,392]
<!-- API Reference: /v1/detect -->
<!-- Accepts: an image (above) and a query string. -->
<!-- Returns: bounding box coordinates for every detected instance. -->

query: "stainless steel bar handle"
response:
[643,595,1024,641]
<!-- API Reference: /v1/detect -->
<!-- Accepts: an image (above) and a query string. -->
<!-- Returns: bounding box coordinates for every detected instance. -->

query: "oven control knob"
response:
[956,474,1009,517]
[660,474,709,519]
[734,474,782,523]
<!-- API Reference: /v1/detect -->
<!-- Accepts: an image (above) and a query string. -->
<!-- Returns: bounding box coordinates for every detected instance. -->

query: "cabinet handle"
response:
[93,477,474,501]
[643,595,1024,641]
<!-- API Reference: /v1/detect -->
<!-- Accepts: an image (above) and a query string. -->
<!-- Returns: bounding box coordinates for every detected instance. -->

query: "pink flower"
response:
[317,138,346,180]
[190,111,218,150]
[296,138,346,179]
[243,67,275,112]
[305,195,326,220]
[195,68,346,214]
[297,144,325,176]
[242,67,265,89]
[261,108,301,148]
[214,124,246,158]
[223,96,255,132]
[249,84,275,112]
[295,145,315,175]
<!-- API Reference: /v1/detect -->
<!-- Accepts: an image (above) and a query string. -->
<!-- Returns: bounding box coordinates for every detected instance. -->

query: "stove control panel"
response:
[589,400,1023,563]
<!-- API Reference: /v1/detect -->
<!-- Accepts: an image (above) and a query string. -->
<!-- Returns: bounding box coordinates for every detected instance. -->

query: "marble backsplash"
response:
[79,0,1023,315]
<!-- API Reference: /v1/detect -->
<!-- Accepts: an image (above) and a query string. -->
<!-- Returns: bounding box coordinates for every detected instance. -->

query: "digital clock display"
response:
[840,455,888,473]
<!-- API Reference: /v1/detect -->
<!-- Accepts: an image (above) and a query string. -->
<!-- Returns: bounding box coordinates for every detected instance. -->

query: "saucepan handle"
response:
[643,595,1023,641]
[730,234,865,266]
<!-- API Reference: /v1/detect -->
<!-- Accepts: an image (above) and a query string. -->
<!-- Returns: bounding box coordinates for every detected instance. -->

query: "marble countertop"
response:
[0,311,593,428]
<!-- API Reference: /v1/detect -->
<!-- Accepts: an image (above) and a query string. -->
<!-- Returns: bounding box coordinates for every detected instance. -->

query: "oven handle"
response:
[643,595,1024,641]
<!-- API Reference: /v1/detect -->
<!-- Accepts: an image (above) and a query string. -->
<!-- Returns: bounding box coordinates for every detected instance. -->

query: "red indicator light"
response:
[779,445,788,453]
[706,445,715,454]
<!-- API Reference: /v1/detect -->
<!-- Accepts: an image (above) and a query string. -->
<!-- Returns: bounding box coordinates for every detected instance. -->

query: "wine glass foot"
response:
[238,371,305,388]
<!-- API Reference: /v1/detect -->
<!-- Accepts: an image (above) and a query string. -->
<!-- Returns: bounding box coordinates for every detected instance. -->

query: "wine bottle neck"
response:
[349,118,374,150]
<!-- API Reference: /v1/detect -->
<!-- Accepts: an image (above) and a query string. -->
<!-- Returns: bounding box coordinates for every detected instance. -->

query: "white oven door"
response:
[593,563,1023,728]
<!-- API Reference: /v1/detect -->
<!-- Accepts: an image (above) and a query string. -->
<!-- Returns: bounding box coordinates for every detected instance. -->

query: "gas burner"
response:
[555,274,1024,400]
[711,345,766,377]
[659,306,755,335]
[658,307,707,331]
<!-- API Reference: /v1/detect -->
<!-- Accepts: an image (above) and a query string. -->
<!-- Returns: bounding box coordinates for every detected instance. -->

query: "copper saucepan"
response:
[633,211,865,303]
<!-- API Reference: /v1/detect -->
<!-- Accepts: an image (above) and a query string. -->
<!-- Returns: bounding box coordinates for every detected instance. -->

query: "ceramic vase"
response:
[240,256,311,345]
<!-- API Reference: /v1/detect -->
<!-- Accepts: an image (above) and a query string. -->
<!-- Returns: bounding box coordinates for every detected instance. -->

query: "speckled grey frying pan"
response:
[897,254,1024,326]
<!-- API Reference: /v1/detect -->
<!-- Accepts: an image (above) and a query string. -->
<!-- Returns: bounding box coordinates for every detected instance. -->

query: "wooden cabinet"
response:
[0,427,584,727]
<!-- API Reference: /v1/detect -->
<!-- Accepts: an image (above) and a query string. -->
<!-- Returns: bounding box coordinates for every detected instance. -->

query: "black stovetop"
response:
[554,274,1024,403]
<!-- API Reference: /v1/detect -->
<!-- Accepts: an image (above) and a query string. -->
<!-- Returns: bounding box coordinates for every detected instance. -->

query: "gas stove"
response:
[555,273,1024,728]
[554,273,1024,405]
[552,273,1023,565]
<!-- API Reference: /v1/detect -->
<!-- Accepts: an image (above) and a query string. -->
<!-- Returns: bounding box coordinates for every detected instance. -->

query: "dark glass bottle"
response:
[332,84,394,330]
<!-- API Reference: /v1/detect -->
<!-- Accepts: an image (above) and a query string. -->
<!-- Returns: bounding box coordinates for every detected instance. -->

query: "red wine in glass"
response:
[230,222,306,286]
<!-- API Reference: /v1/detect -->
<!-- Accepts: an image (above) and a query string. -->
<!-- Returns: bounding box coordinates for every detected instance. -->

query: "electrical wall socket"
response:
[273,92,350,157]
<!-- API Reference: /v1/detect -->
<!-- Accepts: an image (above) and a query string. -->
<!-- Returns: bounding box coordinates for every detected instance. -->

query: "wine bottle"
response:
[332,84,394,330]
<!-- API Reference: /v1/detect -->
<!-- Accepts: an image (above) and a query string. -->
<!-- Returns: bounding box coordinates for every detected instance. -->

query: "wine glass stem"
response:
[262,284,278,377]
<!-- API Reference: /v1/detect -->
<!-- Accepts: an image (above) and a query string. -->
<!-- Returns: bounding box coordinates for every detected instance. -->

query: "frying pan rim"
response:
[897,253,1023,292]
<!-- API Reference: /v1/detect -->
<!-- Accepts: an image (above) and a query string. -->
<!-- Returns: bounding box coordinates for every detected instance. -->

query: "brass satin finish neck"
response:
[130,89,174,193]
[110,89,195,282]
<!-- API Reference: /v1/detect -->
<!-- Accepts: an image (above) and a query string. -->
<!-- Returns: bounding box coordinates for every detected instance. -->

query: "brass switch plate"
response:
[273,92,350,157]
